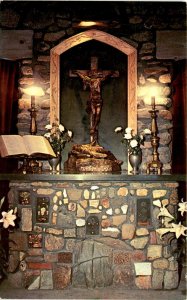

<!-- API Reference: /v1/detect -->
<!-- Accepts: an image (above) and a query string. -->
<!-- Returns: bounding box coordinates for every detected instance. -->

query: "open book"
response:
[0,135,56,158]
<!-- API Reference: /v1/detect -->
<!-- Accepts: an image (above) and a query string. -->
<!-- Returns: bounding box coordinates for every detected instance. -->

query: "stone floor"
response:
[0,269,186,300]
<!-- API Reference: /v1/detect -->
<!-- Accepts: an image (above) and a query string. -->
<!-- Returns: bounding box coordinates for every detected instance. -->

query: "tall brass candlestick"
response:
[29,95,37,135]
[147,100,163,175]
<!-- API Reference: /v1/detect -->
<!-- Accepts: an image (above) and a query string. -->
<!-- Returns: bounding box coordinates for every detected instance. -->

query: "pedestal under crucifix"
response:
[65,56,122,173]
[69,56,119,146]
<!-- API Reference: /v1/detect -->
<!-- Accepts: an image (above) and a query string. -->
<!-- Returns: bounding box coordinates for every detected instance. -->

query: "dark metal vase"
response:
[129,152,142,175]
[48,155,61,173]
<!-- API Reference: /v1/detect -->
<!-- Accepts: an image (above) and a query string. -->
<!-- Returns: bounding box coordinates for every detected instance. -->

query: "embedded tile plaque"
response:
[86,215,99,235]
[137,198,151,226]
[28,233,42,248]
[36,197,49,223]
[19,190,31,205]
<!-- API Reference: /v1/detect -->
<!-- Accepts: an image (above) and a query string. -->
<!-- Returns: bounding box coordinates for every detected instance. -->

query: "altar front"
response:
[3,173,184,290]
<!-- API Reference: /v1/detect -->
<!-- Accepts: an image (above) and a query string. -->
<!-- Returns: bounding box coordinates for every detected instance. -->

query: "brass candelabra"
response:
[147,97,163,175]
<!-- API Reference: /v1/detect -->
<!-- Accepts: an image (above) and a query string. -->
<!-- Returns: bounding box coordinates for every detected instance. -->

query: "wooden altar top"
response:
[0,172,186,182]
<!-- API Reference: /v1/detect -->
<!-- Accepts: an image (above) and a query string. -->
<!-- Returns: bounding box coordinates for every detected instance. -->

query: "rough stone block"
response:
[122,224,135,240]
[40,270,53,289]
[147,245,162,260]
[135,275,152,289]
[53,265,71,289]
[164,270,179,289]
[152,269,164,289]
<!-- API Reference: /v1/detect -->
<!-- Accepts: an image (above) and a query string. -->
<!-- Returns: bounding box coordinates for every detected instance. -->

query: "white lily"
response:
[44,132,51,138]
[45,124,52,130]
[68,130,73,138]
[153,199,162,207]
[143,128,151,134]
[0,209,17,229]
[114,126,123,133]
[157,206,174,220]
[125,127,132,134]
[124,133,132,140]
[59,124,65,132]
[178,199,187,216]
[130,139,138,148]
[171,222,187,239]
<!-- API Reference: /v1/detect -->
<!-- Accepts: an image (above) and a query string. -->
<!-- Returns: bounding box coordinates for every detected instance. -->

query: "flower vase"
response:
[129,151,142,175]
[48,155,61,173]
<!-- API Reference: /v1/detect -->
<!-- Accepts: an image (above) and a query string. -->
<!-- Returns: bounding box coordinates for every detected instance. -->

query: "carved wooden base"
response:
[64,144,122,173]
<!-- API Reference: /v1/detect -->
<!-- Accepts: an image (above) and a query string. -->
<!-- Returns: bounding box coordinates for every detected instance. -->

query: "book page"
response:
[0,135,28,157]
[23,135,56,157]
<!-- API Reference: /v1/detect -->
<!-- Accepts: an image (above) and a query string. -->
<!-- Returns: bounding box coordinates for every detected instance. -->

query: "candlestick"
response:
[146,105,163,175]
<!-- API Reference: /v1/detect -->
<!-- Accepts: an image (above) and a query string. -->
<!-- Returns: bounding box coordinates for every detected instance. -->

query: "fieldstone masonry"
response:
[0,3,186,172]
[7,180,180,290]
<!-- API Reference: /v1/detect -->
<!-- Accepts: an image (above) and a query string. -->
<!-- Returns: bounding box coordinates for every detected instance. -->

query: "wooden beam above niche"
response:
[0,30,33,60]
[156,31,186,60]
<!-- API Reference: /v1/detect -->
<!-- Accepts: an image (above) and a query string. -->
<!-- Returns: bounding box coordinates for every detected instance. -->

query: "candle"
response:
[31,95,35,108]
[151,96,155,109]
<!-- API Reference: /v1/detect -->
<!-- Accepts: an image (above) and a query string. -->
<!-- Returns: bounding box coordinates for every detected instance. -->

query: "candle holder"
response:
[23,86,44,173]
[28,95,37,135]
[147,97,163,175]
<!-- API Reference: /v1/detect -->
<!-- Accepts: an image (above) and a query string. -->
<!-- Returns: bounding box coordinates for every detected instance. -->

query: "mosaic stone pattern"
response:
[7,180,179,290]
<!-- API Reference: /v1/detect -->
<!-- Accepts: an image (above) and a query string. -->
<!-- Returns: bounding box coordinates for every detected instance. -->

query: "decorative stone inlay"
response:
[76,218,86,227]
[21,208,32,231]
[53,265,71,289]
[135,276,152,289]
[46,228,63,235]
[102,227,120,238]
[147,245,162,260]
[112,215,127,226]
[83,189,90,199]
[91,185,99,190]
[40,270,53,289]
[153,258,169,269]
[121,204,128,214]
[64,228,76,238]
[45,234,64,251]
[89,200,99,208]
[28,234,42,248]
[77,204,85,217]
[152,269,164,289]
[122,224,135,240]
[130,237,149,249]
[37,189,54,195]
[117,187,128,197]
[106,208,113,215]
[101,198,110,208]
[136,228,149,236]
[136,189,148,196]
[153,190,167,198]
[134,262,152,275]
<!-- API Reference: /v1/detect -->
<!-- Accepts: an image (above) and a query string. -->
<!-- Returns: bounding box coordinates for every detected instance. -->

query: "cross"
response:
[69,56,119,145]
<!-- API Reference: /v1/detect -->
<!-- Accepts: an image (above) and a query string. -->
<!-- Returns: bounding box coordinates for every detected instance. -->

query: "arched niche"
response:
[50,29,137,171]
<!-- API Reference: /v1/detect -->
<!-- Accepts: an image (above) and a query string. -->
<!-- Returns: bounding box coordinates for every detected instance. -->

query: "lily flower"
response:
[0,209,17,228]
[114,126,123,133]
[45,124,52,130]
[178,199,187,216]
[171,222,187,239]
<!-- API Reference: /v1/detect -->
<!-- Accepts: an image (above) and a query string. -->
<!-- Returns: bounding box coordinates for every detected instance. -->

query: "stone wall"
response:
[7,180,179,290]
[0,2,186,172]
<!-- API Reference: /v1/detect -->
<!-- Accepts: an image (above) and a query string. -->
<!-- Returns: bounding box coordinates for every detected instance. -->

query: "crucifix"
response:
[69,56,119,146]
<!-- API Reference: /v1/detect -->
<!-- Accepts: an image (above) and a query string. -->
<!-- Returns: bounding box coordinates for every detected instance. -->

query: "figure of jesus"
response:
[74,70,116,146]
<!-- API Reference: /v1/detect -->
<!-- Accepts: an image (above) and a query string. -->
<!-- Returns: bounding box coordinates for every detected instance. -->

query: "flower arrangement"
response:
[44,122,73,155]
[154,198,187,264]
[0,197,17,280]
[114,126,151,155]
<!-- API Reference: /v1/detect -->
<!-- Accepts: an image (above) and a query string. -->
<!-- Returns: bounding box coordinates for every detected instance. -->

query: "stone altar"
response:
[3,173,183,290]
